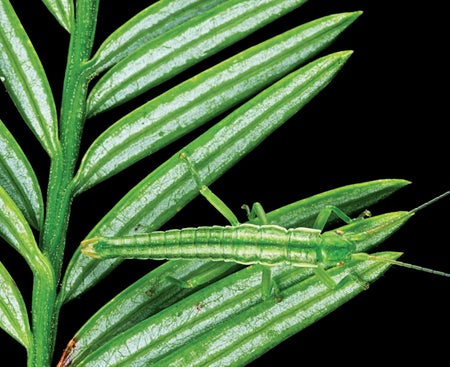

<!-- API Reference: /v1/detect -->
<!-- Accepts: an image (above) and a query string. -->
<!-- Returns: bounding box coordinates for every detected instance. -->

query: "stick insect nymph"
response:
[81,152,450,299]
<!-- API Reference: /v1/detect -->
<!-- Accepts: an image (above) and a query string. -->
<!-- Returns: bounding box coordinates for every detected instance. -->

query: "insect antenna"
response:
[410,190,450,213]
[355,190,450,279]
[352,253,450,278]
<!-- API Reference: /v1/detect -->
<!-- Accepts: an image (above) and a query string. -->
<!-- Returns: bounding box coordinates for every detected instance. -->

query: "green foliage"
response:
[0,1,444,366]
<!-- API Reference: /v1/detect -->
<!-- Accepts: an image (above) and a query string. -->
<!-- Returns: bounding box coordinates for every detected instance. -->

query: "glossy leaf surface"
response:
[61,51,353,302]
[0,185,41,269]
[63,51,352,304]
[154,253,400,366]
[41,0,74,32]
[90,0,230,74]
[75,11,361,194]
[0,119,44,230]
[0,0,59,157]
[86,0,310,116]
[70,251,400,366]
[63,179,408,364]
[0,261,31,349]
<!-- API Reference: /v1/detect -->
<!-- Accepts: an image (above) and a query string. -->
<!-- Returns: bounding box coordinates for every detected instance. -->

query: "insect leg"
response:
[258,264,283,301]
[171,152,243,289]
[241,202,284,300]
[313,205,370,231]
[180,152,280,301]
[314,265,370,290]
[313,266,337,289]
[242,203,280,300]
[180,152,240,226]
[242,202,269,224]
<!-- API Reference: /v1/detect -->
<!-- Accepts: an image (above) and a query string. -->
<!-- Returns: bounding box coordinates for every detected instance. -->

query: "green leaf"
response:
[0,119,44,230]
[86,0,311,116]
[61,179,408,364]
[61,50,352,301]
[0,0,59,157]
[0,260,31,350]
[68,252,400,366]
[259,179,412,229]
[74,11,362,194]
[0,185,41,270]
[41,0,74,32]
[337,211,414,252]
[90,0,231,75]
[152,253,401,366]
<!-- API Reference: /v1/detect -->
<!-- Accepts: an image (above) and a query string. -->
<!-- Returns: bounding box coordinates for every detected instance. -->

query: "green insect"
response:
[81,152,450,299]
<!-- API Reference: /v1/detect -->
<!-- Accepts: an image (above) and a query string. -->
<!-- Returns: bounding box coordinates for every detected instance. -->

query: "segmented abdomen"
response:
[92,223,322,266]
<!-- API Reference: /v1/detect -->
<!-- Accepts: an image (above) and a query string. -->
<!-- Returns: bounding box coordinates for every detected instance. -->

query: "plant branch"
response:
[41,0,99,281]
[31,1,100,367]
[28,255,56,367]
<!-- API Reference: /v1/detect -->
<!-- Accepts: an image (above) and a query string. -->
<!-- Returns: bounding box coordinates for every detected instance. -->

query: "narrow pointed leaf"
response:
[41,0,74,32]
[62,51,353,301]
[74,11,362,194]
[339,211,414,252]
[154,253,400,367]
[0,185,41,269]
[0,0,59,157]
[0,119,44,230]
[254,179,412,229]
[69,252,399,366]
[0,261,31,349]
[90,0,231,75]
[62,179,408,364]
[86,0,311,116]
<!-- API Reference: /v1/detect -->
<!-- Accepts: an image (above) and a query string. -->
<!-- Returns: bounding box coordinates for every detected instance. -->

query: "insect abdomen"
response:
[86,224,321,266]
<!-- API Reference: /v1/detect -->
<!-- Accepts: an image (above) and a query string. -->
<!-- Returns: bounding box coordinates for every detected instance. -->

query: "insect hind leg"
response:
[180,152,281,302]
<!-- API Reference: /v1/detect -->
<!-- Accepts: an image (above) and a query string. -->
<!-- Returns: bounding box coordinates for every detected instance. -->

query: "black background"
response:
[2,1,449,365]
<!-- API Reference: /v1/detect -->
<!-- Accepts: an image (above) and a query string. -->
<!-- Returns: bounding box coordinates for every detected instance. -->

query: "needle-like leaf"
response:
[67,252,400,366]
[148,253,400,366]
[40,0,74,32]
[74,11,362,194]
[0,261,31,350]
[61,179,408,364]
[86,0,311,116]
[0,185,41,270]
[61,51,353,301]
[0,0,59,157]
[0,119,44,230]
[89,0,231,75]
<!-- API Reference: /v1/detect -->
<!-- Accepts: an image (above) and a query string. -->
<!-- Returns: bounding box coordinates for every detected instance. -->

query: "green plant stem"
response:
[41,0,99,279]
[31,1,99,366]
[28,256,56,367]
